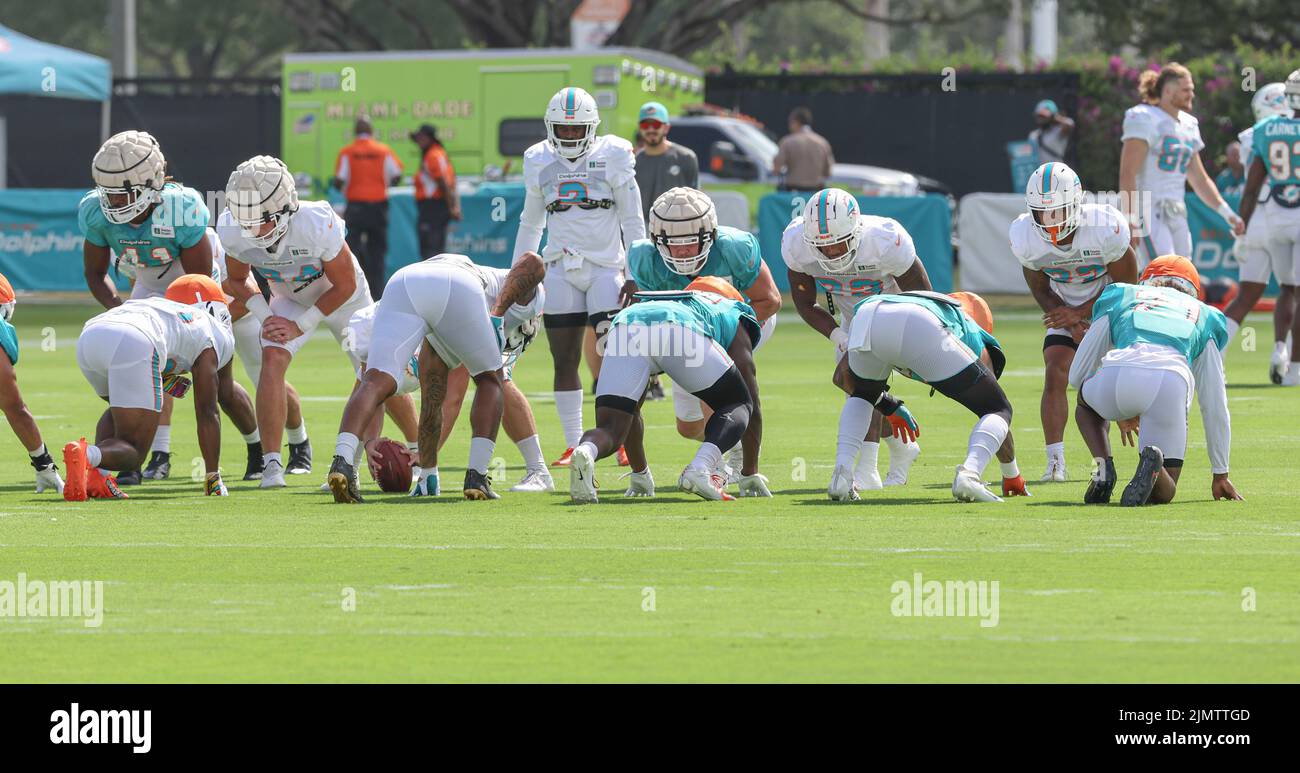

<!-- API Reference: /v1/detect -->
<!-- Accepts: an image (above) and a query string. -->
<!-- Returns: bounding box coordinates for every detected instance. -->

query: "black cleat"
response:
[287,439,313,475]
[646,374,666,401]
[327,455,364,503]
[243,442,265,480]
[117,469,143,486]
[1121,446,1164,507]
[463,469,500,500]
[142,451,171,480]
[1084,457,1117,504]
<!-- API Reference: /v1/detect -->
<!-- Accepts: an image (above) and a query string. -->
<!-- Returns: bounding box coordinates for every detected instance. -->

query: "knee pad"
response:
[933,362,1012,421]
[850,377,888,405]
[692,366,752,414]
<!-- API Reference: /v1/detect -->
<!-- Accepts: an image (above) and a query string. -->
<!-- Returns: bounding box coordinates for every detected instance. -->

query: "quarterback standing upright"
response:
[512,87,646,466]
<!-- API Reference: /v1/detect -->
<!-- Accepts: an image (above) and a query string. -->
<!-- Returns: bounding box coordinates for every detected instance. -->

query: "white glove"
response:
[622,470,655,497]
[829,327,849,356]
[35,466,65,494]
[738,473,772,497]
[411,468,440,496]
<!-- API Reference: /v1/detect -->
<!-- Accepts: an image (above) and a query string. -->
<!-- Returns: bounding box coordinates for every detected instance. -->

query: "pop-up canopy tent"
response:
[0,24,111,187]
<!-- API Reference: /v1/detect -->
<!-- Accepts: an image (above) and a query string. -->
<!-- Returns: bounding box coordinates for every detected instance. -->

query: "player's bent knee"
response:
[676,418,705,440]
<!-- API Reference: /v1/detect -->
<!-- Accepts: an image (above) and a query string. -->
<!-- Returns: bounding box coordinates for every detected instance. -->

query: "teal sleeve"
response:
[730,231,762,290]
[627,242,659,288]
[1205,306,1229,352]
[176,190,211,249]
[1091,283,1123,322]
[0,319,18,365]
[77,196,110,247]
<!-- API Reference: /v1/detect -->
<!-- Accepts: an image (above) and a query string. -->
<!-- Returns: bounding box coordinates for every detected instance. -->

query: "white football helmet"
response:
[1286,69,1300,112]
[225,156,299,248]
[801,188,863,273]
[92,130,167,224]
[1025,162,1083,246]
[545,87,601,160]
[1252,82,1289,122]
[649,187,719,275]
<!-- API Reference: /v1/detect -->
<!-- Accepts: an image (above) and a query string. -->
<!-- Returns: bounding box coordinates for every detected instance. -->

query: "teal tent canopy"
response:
[0,24,110,101]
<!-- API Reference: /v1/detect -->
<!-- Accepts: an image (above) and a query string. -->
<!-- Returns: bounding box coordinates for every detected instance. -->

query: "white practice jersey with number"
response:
[86,296,234,374]
[519,134,639,267]
[216,200,365,307]
[1009,203,1131,306]
[781,214,917,318]
[1121,103,1205,203]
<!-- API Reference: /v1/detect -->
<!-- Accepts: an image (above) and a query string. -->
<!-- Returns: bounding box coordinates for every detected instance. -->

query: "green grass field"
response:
[2,298,1298,682]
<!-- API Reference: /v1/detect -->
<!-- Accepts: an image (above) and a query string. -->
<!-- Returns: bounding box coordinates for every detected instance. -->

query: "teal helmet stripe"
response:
[565,88,575,117]
[1042,163,1053,194]
[817,190,830,235]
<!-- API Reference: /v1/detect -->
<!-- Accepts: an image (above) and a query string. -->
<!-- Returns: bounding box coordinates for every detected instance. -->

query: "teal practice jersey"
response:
[1251,114,1300,189]
[0,318,17,365]
[627,225,763,293]
[78,182,210,270]
[1091,282,1228,363]
[614,291,760,350]
[854,292,1005,381]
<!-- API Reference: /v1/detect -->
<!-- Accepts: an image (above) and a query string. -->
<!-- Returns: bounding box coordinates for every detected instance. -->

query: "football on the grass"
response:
[372,439,412,493]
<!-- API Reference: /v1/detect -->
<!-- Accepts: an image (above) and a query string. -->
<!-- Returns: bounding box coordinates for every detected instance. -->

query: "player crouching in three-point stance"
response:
[328,252,546,502]
[1069,256,1242,506]
[831,291,1028,503]
[0,273,65,494]
[569,276,768,503]
[64,275,236,500]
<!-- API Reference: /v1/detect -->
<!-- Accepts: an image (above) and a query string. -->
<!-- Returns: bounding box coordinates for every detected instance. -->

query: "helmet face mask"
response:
[226,156,299,249]
[802,189,863,273]
[1025,162,1083,246]
[545,88,601,160]
[649,187,718,276]
[92,130,167,224]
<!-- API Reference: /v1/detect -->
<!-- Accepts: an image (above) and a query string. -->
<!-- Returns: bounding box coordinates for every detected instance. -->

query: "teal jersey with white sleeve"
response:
[613,291,760,349]
[1251,114,1300,190]
[0,318,17,365]
[1090,283,1228,363]
[853,291,1004,382]
[77,182,210,281]
[627,225,763,293]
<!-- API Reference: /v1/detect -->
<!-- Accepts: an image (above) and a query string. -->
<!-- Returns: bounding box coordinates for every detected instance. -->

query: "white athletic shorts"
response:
[1262,204,1300,286]
[846,301,979,383]
[598,323,733,405]
[231,313,264,384]
[542,259,624,317]
[1136,199,1192,266]
[368,261,503,385]
[76,321,165,412]
[670,314,774,422]
[262,284,371,369]
[1080,364,1190,461]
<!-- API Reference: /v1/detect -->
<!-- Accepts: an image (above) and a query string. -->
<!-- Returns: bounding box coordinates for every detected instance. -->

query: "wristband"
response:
[829,327,848,349]
[245,295,273,323]
[1216,202,1237,223]
[295,306,325,333]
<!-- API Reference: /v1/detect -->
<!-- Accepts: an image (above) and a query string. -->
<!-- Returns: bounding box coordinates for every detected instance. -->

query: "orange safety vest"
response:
[335,136,403,203]
[415,145,455,201]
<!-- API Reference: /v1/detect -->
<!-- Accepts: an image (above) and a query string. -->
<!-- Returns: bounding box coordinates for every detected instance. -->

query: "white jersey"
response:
[514,134,644,268]
[424,253,545,329]
[1010,203,1131,306]
[216,200,368,308]
[781,214,918,318]
[85,296,234,374]
[1121,103,1205,203]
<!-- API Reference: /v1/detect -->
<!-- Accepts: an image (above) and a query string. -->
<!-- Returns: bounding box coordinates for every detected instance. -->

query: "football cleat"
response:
[510,468,555,493]
[678,467,734,501]
[855,466,883,491]
[551,447,575,467]
[616,445,631,467]
[1281,366,1300,387]
[1120,446,1164,507]
[828,465,860,502]
[327,455,364,503]
[1270,357,1286,385]
[953,467,1003,503]
[87,467,127,500]
[142,451,171,480]
[569,446,599,503]
[722,444,744,485]
[622,469,655,498]
[243,443,264,480]
[1085,457,1117,504]
[260,459,287,489]
[62,439,89,502]
[287,439,313,474]
[463,469,500,500]
[116,469,143,487]
[883,440,921,486]
[1001,475,1031,497]
[1039,458,1067,482]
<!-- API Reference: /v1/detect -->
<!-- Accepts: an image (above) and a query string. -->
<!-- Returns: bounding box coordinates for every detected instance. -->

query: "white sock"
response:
[353,445,365,468]
[287,422,308,445]
[1226,318,1240,344]
[28,443,47,459]
[554,390,584,447]
[406,441,419,454]
[334,432,359,463]
[150,425,171,454]
[855,441,880,479]
[689,442,723,473]
[963,415,1010,476]
[1000,459,1020,478]
[577,440,599,460]
[468,436,495,474]
[835,397,874,470]
[517,434,546,472]
[86,445,103,467]
[241,428,260,445]
[1273,340,1288,360]
[1045,441,1064,463]
[264,451,283,469]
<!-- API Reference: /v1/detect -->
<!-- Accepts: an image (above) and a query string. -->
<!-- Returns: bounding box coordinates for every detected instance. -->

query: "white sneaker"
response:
[953,466,1003,503]
[678,467,734,501]
[1270,355,1288,385]
[260,460,287,489]
[854,466,883,491]
[883,441,921,486]
[1282,366,1300,387]
[828,464,860,502]
[1039,457,1067,482]
[569,446,598,503]
[721,444,744,484]
[622,469,655,497]
[510,468,555,492]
